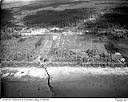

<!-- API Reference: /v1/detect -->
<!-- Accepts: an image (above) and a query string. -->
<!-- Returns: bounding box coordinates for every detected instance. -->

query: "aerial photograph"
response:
[1,0,128,98]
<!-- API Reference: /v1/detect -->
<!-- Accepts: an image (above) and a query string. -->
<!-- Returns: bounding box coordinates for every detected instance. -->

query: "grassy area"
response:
[0,36,46,62]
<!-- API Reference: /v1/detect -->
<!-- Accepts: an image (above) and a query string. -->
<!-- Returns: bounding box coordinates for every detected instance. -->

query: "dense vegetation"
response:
[1,9,14,27]
[84,6,128,29]
[23,6,128,29]
[23,8,96,27]
[49,48,126,67]
[20,1,90,11]
[1,9,18,40]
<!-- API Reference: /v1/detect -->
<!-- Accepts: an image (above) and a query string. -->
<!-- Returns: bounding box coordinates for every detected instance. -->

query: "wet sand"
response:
[1,79,52,98]
[51,75,128,97]
[1,67,128,97]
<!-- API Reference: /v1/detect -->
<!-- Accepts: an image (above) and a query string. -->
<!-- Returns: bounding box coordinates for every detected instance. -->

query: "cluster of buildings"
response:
[14,26,81,36]
[19,28,50,36]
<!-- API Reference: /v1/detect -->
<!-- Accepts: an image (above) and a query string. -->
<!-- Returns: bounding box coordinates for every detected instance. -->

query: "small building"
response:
[112,52,125,63]
[50,27,63,32]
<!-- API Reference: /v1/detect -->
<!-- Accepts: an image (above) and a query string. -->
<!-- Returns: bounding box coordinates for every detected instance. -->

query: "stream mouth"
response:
[1,67,128,97]
[43,66,56,97]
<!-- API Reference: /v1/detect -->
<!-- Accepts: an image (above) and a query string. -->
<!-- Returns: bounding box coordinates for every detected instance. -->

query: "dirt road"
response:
[39,36,53,56]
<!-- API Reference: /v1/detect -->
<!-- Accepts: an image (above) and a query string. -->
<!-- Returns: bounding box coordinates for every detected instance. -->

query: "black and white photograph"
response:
[1,0,128,98]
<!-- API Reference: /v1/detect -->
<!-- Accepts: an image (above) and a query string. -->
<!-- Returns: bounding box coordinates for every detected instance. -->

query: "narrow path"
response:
[32,35,53,63]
